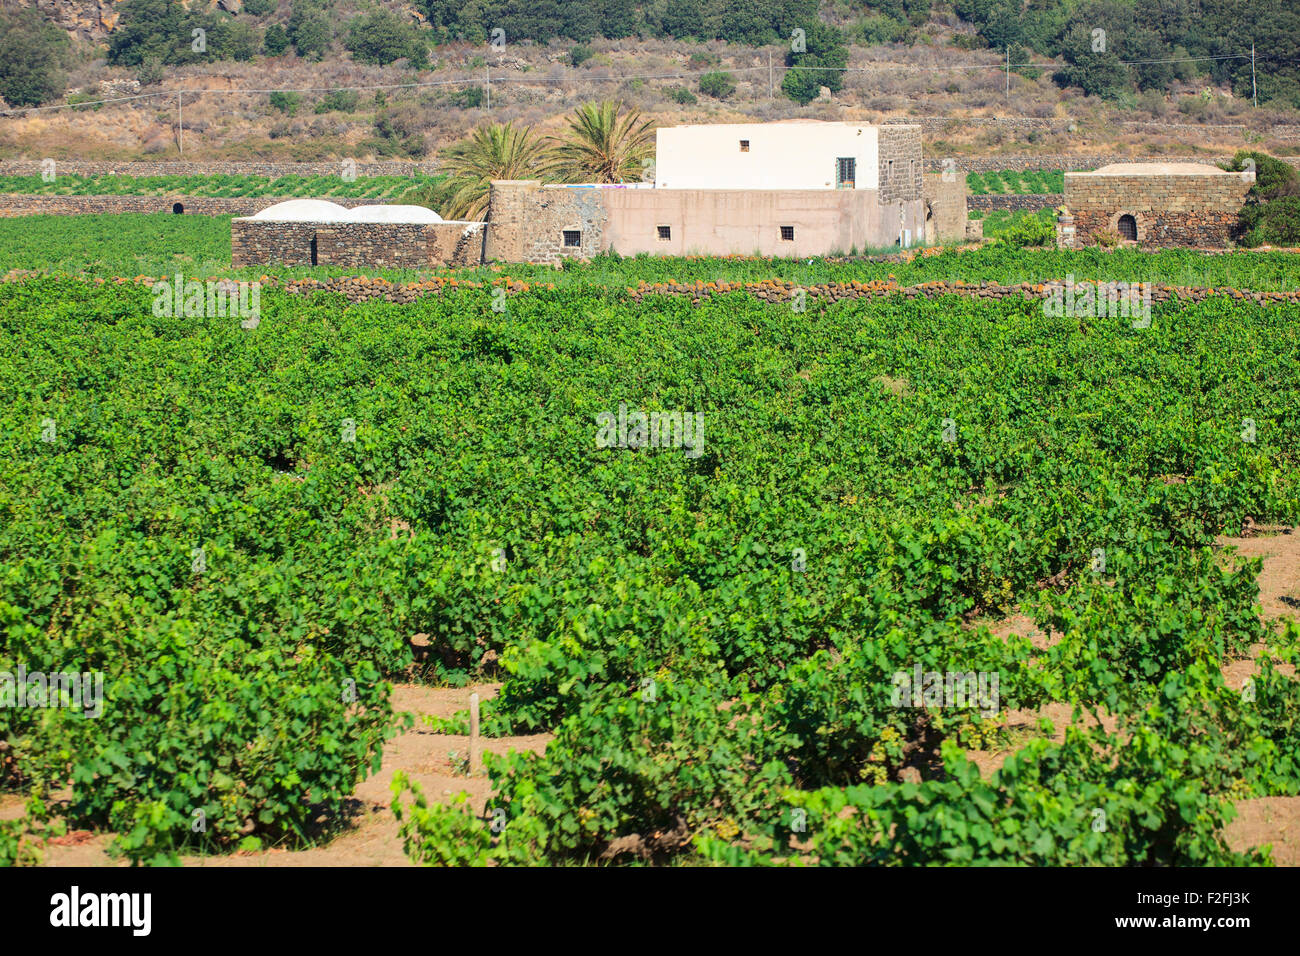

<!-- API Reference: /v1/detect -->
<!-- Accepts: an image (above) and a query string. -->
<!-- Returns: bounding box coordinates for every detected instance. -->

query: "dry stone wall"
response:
[231,220,484,269]
[967,194,1059,212]
[923,155,1300,174]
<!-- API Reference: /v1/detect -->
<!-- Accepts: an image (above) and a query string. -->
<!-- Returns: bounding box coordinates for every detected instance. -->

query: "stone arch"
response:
[1107,210,1143,243]
[172,202,184,214]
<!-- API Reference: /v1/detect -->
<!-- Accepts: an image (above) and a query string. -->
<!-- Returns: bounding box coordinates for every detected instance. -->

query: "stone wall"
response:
[485,181,608,264]
[1064,171,1253,247]
[0,160,433,178]
[921,174,968,242]
[232,221,319,267]
[231,219,484,268]
[967,193,1059,212]
[0,194,386,218]
[878,125,924,205]
[922,154,1300,174]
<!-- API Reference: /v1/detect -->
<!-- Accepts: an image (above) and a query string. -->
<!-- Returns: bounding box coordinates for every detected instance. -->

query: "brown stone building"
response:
[1063,162,1255,248]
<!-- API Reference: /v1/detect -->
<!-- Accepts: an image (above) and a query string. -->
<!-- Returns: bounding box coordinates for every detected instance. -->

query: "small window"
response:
[836,157,856,189]
[780,226,795,241]
[1117,214,1137,241]
[657,225,671,240]
[562,230,581,248]
[739,140,750,152]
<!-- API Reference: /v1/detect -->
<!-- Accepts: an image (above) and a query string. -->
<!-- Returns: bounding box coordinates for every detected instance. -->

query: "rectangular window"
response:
[657,225,671,240]
[836,157,856,189]
[739,139,750,152]
[562,230,581,248]
[780,225,795,241]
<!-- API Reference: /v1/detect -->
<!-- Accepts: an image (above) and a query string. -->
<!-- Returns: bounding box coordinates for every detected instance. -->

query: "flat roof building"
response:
[1063,162,1255,247]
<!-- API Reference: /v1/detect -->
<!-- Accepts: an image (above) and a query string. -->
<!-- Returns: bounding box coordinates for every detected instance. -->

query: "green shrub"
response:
[666,85,697,105]
[263,23,290,56]
[1224,151,1300,247]
[0,8,70,107]
[288,7,331,59]
[344,10,427,67]
[315,89,360,113]
[698,71,736,99]
[269,90,300,114]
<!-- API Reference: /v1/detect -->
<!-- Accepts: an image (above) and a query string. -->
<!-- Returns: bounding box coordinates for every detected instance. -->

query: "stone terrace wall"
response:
[1064,172,1253,247]
[0,194,387,218]
[968,194,1059,212]
[923,155,1300,174]
[0,160,434,177]
[231,219,484,268]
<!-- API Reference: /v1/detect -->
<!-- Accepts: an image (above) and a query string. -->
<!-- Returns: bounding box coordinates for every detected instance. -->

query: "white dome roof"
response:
[344,204,444,223]
[250,199,350,221]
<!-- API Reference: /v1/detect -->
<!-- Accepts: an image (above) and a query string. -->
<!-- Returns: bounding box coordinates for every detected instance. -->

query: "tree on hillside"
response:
[108,0,194,66]
[0,9,69,108]
[288,2,333,60]
[1055,21,1128,98]
[344,10,428,67]
[430,122,557,220]
[781,20,848,105]
[550,100,656,184]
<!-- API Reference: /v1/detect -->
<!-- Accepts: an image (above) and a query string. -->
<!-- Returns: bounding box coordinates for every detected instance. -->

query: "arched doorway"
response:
[1117,214,1137,241]
[172,202,184,214]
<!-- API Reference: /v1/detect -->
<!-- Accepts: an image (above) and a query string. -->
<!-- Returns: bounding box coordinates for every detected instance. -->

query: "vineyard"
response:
[0,173,437,200]
[966,170,1066,195]
[2,263,1299,866]
[5,212,1300,289]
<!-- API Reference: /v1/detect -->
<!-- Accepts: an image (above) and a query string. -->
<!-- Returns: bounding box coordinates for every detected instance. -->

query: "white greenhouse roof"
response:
[248,200,445,223]
[343,204,444,223]
[249,199,351,221]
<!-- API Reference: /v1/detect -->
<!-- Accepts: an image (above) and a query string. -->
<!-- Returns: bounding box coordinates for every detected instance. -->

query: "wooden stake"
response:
[469,692,480,774]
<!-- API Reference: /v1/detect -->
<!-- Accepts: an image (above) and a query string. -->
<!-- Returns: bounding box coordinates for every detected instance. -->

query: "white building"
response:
[654,120,887,191]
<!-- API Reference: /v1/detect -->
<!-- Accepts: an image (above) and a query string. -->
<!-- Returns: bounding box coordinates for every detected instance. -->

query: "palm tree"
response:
[550,100,656,184]
[414,121,556,221]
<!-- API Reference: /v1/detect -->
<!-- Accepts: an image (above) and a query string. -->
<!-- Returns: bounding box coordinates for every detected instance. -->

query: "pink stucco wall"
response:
[601,188,924,256]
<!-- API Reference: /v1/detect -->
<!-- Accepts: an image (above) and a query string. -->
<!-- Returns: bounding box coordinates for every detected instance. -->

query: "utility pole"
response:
[1005,47,1010,101]
[1251,43,1257,107]
[769,50,773,99]
[485,66,490,109]
[177,91,183,155]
